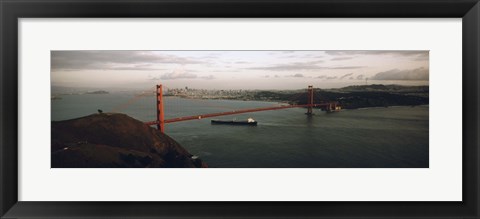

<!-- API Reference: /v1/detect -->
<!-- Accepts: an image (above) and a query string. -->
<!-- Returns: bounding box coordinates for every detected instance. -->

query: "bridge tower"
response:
[306,85,314,115]
[156,84,165,133]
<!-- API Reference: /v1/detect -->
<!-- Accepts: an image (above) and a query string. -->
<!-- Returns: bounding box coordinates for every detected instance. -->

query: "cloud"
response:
[274,75,280,78]
[325,51,429,61]
[305,54,323,58]
[109,64,161,71]
[158,69,198,80]
[294,74,304,77]
[340,73,353,79]
[331,57,354,61]
[51,51,205,71]
[329,66,364,69]
[246,60,325,71]
[316,75,338,80]
[356,75,364,80]
[413,55,429,61]
[286,73,304,78]
[370,67,429,81]
[325,50,427,56]
[200,75,215,80]
[212,69,241,73]
[201,53,223,59]
[249,63,363,71]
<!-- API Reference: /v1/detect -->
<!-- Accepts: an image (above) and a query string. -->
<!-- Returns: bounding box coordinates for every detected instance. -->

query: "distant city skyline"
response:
[51,50,429,90]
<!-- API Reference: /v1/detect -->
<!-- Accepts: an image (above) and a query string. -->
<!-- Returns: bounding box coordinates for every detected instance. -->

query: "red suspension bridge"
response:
[142,85,340,133]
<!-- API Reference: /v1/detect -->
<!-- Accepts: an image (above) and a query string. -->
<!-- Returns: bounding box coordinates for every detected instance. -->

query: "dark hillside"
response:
[51,113,207,168]
[292,90,428,109]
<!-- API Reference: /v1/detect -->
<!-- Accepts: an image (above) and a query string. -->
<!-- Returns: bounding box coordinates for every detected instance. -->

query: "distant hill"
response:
[259,84,429,109]
[86,90,109,94]
[51,86,88,94]
[329,84,429,93]
[51,113,207,168]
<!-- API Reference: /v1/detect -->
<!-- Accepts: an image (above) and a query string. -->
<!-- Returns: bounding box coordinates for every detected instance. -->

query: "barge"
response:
[211,118,258,126]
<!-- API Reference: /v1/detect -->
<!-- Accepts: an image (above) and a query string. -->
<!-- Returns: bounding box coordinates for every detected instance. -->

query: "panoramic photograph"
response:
[51,50,429,168]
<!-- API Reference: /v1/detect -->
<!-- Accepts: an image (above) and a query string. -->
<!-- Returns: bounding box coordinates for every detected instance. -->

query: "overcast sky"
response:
[51,50,429,90]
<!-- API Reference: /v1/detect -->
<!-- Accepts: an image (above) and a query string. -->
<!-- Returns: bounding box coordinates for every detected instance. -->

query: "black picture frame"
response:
[1,0,479,218]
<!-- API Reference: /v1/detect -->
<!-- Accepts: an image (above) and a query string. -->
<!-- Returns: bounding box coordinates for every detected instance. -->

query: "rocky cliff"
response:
[51,113,207,168]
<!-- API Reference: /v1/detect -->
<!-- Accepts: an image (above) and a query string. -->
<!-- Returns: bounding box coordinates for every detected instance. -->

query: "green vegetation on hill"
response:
[311,90,427,109]
[333,84,429,93]
[253,85,429,109]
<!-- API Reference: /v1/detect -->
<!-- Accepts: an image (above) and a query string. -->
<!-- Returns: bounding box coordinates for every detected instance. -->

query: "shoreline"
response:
[351,104,429,110]
[166,95,429,110]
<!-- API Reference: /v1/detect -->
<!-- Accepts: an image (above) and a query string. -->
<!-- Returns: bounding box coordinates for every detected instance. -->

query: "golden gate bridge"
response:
[133,84,341,133]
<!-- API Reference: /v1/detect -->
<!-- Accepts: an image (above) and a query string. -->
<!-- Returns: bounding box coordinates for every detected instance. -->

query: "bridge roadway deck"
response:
[145,103,333,125]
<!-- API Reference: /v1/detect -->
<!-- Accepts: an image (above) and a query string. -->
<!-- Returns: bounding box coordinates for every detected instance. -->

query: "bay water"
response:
[51,93,429,168]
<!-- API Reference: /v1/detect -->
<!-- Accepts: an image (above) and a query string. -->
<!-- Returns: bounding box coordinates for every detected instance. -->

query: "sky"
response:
[51,50,429,90]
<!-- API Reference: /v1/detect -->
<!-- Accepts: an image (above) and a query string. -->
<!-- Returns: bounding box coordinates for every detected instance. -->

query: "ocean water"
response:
[52,93,429,168]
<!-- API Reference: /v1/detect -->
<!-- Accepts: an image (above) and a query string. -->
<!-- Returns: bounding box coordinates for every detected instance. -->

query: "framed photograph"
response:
[1,0,479,218]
